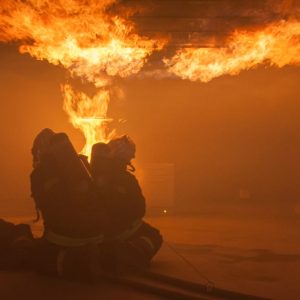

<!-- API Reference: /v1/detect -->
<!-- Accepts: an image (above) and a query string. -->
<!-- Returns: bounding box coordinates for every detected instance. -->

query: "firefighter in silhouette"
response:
[90,136,163,272]
[30,129,162,278]
[30,128,107,279]
[0,128,52,271]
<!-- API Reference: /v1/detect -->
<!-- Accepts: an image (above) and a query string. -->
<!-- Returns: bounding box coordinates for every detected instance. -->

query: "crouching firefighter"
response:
[30,128,107,279]
[90,136,163,272]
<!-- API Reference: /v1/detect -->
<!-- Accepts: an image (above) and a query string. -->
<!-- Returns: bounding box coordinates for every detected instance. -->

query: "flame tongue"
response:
[62,84,115,157]
[0,0,163,84]
[0,0,163,157]
[164,20,300,82]
[0,1,300,156]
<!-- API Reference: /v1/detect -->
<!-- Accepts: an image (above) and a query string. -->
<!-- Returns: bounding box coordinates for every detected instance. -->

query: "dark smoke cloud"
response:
[114,0,300,47]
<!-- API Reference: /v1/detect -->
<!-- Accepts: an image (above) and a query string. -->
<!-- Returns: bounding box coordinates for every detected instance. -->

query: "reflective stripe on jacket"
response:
[106,219,142,242]
[45,231,104,247]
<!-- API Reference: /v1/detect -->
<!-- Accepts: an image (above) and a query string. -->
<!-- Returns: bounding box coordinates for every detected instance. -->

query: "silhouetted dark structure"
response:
[30,129,104,276]
[91,137,162,271]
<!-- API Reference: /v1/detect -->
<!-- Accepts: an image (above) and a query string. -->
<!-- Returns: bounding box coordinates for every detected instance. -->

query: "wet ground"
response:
[1,214,300,300]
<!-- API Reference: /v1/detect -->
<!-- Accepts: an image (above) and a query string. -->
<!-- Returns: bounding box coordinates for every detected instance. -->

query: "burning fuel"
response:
[0,0,299,156]
[62,84,115,157]
[164,20,300,82]
[0,0,163,157]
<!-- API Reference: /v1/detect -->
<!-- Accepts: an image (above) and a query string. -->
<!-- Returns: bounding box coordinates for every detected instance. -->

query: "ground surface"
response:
[149,215,300,300]
[1,214,300,300]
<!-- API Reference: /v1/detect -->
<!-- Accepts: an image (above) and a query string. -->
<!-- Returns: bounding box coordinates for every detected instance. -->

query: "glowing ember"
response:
[164,20,300,82]
[0,0,164,156]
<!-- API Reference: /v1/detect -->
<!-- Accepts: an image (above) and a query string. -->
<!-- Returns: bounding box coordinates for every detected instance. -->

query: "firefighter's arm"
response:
[111,174,145,224]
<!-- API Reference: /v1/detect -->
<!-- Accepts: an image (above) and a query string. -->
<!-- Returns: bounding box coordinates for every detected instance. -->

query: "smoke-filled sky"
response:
[0,0,299,216]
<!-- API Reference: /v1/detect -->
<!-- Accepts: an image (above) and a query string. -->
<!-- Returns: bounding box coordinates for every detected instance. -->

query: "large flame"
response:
[0,0,163,84]
[0,0,164,156]
[164,20,300,82]
[0,1,300,156]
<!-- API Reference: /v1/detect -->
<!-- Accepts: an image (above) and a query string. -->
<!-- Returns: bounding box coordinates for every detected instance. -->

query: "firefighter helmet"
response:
[31,128,55,167]
[108,135,136,162]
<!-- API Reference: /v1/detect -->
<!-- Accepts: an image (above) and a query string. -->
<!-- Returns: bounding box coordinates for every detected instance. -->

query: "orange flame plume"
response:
[164,20,300,82]
[0,1,300,156]
[0,0,164,157]
[62,84,115,156]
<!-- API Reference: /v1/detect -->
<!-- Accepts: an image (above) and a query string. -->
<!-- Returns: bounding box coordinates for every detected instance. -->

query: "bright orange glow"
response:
[62,84,115,157]
[0,0,164,156]
[1,2,300,157]
[164,20,300,82]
